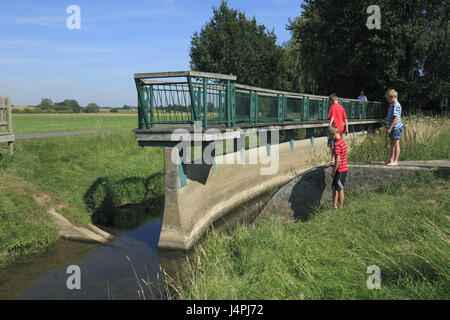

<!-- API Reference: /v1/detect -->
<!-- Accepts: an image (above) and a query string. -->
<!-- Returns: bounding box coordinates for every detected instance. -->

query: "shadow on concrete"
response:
[183,163,212,185]
[288,166,328,222]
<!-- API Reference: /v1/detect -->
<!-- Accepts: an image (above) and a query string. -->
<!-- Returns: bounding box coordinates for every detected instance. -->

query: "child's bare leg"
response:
[387,140,400,166]
[332,189,338,209]
[394,140,400,163]
[338,190,345,209]
[386,140,395,165]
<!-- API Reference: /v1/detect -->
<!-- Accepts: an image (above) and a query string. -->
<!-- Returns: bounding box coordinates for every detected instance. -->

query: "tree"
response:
[38,98,53,109]
[190,1,291,91]
[63,99,81,113]
[110,108,119,113]
[85,103,99,113]
[288,0,449,111]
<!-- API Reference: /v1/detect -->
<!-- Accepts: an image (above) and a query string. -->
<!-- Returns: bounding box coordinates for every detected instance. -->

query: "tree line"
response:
[190,1,449,112]
[14,99,138,114]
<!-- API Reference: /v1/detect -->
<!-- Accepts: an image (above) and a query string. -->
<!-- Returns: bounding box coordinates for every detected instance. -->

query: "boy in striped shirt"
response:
[329,125,348,209]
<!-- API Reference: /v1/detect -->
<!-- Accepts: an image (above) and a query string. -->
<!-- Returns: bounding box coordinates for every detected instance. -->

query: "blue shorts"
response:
[390,126,404,140]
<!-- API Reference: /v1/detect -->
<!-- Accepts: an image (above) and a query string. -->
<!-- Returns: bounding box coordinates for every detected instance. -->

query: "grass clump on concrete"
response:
[171,170,449,300]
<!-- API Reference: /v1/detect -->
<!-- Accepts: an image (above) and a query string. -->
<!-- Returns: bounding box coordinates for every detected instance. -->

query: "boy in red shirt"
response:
[327,94,349,165]
[329,125,348,209]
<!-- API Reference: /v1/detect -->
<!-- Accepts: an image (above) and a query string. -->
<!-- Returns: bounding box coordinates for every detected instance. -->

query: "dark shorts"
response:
[332,172,347,191]
[389,126,404,140]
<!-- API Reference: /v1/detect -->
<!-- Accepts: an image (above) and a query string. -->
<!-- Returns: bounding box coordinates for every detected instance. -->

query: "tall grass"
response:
[349,115,450,162]
[170,170,449,300]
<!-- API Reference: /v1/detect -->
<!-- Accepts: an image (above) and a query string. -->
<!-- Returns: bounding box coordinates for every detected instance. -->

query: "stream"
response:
[0,191,273,300]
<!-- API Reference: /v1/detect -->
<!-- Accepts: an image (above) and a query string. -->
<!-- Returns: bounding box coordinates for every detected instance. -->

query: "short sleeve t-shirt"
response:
[334,138,348,173]
[387,102,403,130]
[328,103,348,135]
[357,95,368,105]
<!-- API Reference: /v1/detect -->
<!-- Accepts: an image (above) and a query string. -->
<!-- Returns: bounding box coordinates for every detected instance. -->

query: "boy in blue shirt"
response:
[385,89,404,166]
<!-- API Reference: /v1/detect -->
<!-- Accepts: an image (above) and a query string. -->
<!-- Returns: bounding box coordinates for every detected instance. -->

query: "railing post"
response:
[149,86,154,128]
[362,102,367,119]
[219,90,226,124]
[6,97,12,134]
[225,80,236,128]
[226,80,231,128]
[351,101,355,120]
[250,91,256,124]
[136,80,149,129]
[302,97,309,121]
[323,98,328,121]
[187,76,199,124]
[203,77,208,130]
[255,92,259,124]
[277,94,284,122]
[231,83,236,127]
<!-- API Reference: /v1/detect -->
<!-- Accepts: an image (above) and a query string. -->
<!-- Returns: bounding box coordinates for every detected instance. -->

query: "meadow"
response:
[12,113,137,134]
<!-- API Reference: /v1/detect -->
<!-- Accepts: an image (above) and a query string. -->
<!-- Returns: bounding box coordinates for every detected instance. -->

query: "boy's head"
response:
[329,94,339,104]
[328,125,340,140]
[360,90,365,96]
[385,89,398,104]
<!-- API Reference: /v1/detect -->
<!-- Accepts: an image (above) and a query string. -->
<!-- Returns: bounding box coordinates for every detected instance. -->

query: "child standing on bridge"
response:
[327,94,349,165]
[385,89,404,166]
[329,125,348,209]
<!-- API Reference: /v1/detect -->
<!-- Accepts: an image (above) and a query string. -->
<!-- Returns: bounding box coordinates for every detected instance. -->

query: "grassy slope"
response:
[0,173,59,266]
[172,117,450,300]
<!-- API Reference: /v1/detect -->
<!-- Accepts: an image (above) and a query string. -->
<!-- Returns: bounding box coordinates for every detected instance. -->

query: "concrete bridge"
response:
[136,121,380,250]
[133,71,386,250]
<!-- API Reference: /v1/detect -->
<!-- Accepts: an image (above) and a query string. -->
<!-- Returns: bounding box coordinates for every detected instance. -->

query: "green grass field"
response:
[12,114,138,134]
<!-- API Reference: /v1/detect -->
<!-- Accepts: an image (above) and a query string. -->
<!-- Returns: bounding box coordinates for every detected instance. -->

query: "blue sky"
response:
[0,0,303,107]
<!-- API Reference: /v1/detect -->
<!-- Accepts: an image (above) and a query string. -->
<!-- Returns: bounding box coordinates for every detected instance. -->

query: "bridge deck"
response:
[135,119,381,146]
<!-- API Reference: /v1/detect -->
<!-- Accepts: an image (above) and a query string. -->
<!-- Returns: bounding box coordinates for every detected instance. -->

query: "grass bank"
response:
[0,130,164,265]
[168,116,450,300]
[169,169,449,300]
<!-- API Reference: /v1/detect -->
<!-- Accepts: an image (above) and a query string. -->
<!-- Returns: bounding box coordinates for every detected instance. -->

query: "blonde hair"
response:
[328,125,339,135]
[385,89,398,98]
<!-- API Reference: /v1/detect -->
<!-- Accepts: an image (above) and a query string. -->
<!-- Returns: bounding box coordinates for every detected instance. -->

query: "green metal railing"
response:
[134,71,384,129]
